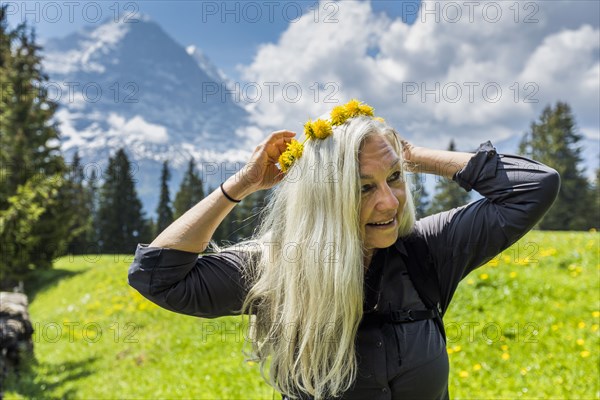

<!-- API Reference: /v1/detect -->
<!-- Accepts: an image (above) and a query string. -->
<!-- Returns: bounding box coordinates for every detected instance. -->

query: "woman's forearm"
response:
[405,145,474,179]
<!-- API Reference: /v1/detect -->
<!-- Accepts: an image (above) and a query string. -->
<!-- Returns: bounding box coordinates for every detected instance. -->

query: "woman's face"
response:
[358,134,407,253]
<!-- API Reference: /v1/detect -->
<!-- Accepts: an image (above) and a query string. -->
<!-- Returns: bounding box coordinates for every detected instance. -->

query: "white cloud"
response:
[239,0,600,150]
[107,114,170,144]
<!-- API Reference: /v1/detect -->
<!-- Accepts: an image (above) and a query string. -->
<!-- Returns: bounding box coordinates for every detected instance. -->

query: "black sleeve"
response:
[127,244,251,318]
[415,141,560,309]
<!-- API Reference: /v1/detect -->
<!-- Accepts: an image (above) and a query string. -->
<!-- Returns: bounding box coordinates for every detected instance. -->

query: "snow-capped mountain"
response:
[43,16,251,216]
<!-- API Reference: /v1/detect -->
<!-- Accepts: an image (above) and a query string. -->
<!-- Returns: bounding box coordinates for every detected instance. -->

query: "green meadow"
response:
[3,231,599,399]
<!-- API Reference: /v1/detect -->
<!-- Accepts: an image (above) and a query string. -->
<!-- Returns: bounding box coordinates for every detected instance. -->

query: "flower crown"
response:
[278,99,385,173]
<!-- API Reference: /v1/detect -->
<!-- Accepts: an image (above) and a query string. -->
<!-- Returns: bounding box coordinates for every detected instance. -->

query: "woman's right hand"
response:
[235,130,297,194]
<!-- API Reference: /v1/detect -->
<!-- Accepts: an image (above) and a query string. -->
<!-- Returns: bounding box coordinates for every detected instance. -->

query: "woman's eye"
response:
[388,171,402,182]
[361,185,373,193]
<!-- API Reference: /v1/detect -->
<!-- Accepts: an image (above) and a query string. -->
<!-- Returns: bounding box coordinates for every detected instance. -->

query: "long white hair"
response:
[218,117,415,399]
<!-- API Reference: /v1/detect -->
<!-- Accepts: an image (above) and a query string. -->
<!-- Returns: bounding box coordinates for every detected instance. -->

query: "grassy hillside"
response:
[3,231,599,399]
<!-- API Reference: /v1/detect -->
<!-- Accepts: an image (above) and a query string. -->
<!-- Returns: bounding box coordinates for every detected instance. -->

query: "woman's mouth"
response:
[366,217,397,229]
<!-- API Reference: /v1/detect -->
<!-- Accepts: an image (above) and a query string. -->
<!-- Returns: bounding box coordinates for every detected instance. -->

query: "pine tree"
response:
[410,173,429,219]
[86,168,100,250]
[519,102,590,230]
[97,149,147,253]
[593,165,600,230]
[173,158,204,219]
[427,140,471,215]
[155,161,173,235]
[65,151,94,254]
[0,8,78,288]
[213,189,270,246]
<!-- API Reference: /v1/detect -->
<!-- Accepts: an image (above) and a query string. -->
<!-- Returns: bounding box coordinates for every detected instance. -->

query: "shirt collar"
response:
[393,237,409,257]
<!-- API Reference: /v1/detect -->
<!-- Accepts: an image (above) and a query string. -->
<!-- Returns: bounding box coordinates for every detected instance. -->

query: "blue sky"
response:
[4,0,420,80]
[4,0,599,156]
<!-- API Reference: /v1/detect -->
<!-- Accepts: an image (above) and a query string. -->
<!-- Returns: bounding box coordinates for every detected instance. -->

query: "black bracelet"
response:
[220,182,241,203]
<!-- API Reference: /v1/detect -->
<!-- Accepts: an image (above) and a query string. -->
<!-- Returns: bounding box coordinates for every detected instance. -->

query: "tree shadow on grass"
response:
[24,267,86,303]
[1,354,98,400]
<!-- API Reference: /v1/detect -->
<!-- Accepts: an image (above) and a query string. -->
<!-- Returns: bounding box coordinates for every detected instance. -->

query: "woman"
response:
[128,100,560,399]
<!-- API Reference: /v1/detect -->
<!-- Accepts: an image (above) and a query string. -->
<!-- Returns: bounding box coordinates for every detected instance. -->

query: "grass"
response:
[2,231,599,399]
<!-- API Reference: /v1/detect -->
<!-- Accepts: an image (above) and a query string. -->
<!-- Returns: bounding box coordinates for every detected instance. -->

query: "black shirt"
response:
[128,141,560,399]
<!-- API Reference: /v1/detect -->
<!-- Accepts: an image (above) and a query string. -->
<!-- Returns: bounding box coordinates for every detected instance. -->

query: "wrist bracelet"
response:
[220,182,241,203]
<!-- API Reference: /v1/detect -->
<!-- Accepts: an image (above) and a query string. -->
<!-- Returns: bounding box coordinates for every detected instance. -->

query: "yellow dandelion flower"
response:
[487,258,499,267]
[580,350,590,358]
[330,105,349,126]
[447,348,454,354]
[459,370,469,378]
[304,119,315,139]
[592,324,599,332]
[345,99,362,117]
[452,345,462,353]
[358,103,374,117]
[501,344,509,351]
[551,324,559,331]
[509,271,517,278]
[480,273,489,280]
[501,353,510,360]
[311,119,333,139]
[278,139,304,173]
[592,311,600,318]
[578,321,586,329]
[576,338,585,346]
[467,278,475,285]
[473,363,482,371]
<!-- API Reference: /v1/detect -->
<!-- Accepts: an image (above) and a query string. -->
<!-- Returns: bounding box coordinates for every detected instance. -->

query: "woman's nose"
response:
[376,184,400,211]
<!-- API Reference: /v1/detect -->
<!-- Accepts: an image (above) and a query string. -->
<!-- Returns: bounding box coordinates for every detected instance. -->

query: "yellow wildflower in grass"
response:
[278,139,304,173]
[501,353,510,360]
[501,344,509,351]
[576,338,585,346]
[473,363,482,371]
[578,321,586,329]
[467,278,475,285]
[580,350,590,358]
[452,345,462,353]
[487,258,499,267]
[459,370,469,378]
[551,324,559,331]
[592,311,600,318]
[311,119,333,139]
[330,105,349,126]
[509,271,517,278]
[539,248,557,257]
[480,273,489,280]
[592,324,599,332]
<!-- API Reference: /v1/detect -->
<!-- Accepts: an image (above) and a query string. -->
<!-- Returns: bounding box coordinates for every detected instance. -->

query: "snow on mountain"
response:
[186,45,229,85]
[43,17,251,216]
